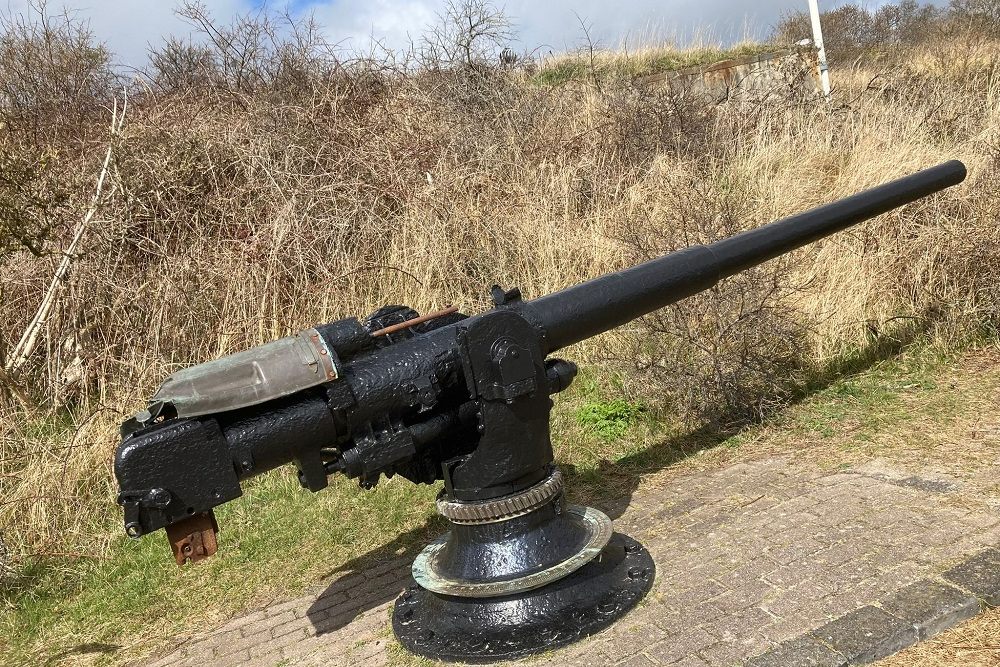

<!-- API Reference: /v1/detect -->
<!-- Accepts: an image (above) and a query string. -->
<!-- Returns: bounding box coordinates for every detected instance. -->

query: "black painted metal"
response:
[116,418,241,536]
[437,502,586,583]
[112,161,966,662]
[447,309,555,501]
[393,532,656,663]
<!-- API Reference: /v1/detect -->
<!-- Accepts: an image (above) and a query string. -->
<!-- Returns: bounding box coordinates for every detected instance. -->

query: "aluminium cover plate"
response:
[145,328,337,418]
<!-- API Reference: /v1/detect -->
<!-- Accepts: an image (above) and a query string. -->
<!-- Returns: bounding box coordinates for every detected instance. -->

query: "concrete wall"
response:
[637,49,822,101]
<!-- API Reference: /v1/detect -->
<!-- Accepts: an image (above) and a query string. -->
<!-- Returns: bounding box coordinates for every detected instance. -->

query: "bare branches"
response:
[150,1,346,99]
[771,0,1000,63]
[0,0,118,142]
[419,0,514,69]
[3,92,127,397]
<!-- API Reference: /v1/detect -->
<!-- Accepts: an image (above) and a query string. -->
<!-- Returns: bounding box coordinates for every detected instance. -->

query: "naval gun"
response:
[114,160,966,662]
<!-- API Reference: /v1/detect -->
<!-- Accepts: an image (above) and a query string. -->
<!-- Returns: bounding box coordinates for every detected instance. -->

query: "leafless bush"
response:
[612,160,810,425]
[772,1,946,61]
[418,0,514,70]
[773,0,1000,65]
[0,144,69,258]
[949,0,1000,38]
[148,0,356,103]
[147,37,217,92]
[0,1,118,142]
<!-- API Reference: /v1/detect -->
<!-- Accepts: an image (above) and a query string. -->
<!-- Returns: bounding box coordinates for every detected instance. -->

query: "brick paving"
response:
[141,456,1000,667]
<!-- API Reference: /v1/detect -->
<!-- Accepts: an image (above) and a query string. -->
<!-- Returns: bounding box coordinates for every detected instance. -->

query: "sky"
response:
[0,0,921,67]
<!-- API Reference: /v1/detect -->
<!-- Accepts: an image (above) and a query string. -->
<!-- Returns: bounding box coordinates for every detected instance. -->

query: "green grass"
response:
[575,399,646,442]
[1,469,442,666]
[740,340,981,464]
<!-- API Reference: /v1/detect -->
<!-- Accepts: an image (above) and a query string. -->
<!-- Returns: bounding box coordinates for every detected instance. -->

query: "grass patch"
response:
[575,399,646,442]
[0,470,441,666]
[793,346,949,448]
[722,339,999,469]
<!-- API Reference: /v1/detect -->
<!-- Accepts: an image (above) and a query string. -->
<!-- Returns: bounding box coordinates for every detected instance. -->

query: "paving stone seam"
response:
[747,546,998,666]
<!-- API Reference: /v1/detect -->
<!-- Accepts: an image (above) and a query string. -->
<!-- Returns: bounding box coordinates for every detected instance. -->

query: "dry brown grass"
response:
[1,3,999,646]
[879,605,1000,666]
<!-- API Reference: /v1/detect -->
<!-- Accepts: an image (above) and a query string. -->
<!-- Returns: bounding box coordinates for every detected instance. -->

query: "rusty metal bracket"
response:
[165,511,219,566]
[370,306,459,337]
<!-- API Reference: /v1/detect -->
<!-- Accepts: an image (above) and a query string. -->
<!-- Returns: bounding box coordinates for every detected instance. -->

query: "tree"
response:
[419,0,514,69]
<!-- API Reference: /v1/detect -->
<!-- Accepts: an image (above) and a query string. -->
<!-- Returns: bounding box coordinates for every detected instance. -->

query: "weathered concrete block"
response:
[942,547,1000,605]
[809,606,917,665]
[746,636,847,667]
[880,579,979,639]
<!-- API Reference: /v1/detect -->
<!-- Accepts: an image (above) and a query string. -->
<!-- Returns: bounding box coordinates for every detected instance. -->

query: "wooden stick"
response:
[4,91,127,376]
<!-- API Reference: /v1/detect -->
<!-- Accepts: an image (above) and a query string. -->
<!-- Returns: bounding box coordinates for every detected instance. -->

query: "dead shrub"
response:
[613,160,811,425]
[0,142,69,258]
[0,1,118,144]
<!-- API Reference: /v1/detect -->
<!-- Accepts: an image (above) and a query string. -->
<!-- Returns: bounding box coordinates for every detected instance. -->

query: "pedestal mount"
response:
[392,467,655,662]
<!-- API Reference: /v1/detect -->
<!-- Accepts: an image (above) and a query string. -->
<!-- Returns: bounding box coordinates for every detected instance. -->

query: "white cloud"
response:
[87,0,249,67]
[302,0,437,53]
[503,0,796,53]
[1,0,950,65]
[299,0,804,55]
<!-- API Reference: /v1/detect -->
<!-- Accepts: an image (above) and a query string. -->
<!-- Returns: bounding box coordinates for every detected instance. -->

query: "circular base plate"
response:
[392,532,655,663]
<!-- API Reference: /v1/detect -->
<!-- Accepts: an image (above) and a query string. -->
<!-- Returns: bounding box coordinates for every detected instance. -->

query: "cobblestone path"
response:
[142,456,1000,667]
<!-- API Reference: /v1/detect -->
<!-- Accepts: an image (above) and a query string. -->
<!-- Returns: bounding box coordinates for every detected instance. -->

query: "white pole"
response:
[808,0,832,99]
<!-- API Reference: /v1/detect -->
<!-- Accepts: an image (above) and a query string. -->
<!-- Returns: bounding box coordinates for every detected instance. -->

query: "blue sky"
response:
[1,1,941,67]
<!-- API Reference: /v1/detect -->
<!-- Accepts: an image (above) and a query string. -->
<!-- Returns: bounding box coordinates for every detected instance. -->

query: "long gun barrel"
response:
[527,160,967,351]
